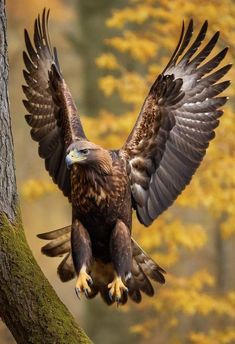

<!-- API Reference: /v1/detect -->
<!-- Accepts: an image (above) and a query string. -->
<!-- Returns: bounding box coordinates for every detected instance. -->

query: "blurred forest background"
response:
[1,0,235,343]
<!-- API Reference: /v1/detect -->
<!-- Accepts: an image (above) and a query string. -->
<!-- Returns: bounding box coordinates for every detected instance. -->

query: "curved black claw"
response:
[109,290,114,302]
[116,289,128,306]
[75,287,81,300]
[109,288,129,306]
[88,277,93,286]
[115,296,121,306]
[84,288,90,298]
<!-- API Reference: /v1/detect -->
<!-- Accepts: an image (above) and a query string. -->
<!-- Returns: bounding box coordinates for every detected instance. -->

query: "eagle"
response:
[23,9,231,305]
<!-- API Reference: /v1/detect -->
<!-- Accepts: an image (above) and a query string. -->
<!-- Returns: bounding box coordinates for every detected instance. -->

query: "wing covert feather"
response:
[122,20,231,226]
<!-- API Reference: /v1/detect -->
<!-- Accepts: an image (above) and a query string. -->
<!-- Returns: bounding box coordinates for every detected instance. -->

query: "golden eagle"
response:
[23,9,231,305]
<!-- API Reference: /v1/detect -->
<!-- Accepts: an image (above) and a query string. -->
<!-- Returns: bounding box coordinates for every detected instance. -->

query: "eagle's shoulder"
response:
[110,149,128,174]
[110,149,121,161]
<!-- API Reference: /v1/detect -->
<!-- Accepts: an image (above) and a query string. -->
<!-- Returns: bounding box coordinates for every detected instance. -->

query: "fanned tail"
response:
[128,239,165,304]
[38,227,166,304]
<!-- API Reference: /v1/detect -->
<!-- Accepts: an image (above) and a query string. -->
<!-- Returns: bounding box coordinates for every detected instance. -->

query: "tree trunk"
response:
[70,0,126,117]
[0,0,17,222]
[214,213,227,293]
[0,1,92,343]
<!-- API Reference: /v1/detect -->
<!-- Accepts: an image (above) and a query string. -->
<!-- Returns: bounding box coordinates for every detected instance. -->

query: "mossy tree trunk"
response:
[0,1,92,343]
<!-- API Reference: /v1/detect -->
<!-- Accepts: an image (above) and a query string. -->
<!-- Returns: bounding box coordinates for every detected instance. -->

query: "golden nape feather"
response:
[24,9,230,305]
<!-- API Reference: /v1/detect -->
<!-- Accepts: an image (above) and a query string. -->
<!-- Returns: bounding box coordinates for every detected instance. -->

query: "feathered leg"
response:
[108,219,132,303]
[71,219,93,298]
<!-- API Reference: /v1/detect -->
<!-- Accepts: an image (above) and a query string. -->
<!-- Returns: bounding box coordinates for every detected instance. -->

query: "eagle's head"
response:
[65,141,113,175]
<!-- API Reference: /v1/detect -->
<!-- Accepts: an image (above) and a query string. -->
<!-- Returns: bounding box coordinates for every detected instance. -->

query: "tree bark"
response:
[0,0,17,222]
[0,1,92,343]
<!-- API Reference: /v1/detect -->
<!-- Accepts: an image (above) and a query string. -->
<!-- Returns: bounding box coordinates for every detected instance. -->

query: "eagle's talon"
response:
[84,288,90,298]
[75,269,92,298]
[109,291,114,301]
[75,287,81,300]
[87,277,93,286]
[115,296,121,304]
[108,274,128,304]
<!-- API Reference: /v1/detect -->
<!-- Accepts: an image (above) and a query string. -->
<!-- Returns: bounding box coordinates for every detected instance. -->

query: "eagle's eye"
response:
[80,149,89,155]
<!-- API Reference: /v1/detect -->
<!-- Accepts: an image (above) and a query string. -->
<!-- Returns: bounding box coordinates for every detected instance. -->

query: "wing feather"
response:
[23,9,87,198]
[122,20,231,225]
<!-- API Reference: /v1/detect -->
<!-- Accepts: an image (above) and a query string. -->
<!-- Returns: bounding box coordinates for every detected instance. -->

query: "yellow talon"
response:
[75,266,92,297]
[108,274,128,301]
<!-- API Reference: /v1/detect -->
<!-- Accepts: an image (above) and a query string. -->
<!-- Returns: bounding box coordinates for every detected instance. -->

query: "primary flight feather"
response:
[23,9,231,305]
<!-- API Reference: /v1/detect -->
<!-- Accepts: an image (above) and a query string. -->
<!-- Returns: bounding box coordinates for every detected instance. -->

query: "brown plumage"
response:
[23,10,231,305]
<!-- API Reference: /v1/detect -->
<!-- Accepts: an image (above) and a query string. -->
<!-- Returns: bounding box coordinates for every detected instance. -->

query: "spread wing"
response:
[23,9,87,198]
[121,20,231,226]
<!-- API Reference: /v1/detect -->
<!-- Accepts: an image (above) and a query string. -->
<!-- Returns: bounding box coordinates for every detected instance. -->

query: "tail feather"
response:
[132,238,166,284]
[148,265,166,284]
[40,234,70,257]
[126,239,166,303]
[129,289,142,303]
[37,226,166,304]
[38,225,70,257]
[100,287,114,306]
[57,253,75,282]
[37,225,71,240]
[130,259,154,296]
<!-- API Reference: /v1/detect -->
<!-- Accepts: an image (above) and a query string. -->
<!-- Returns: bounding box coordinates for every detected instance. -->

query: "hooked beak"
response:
[65,149,86,168]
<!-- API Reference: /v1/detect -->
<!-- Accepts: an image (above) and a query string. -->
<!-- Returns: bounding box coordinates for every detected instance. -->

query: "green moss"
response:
[0,212,92,344]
